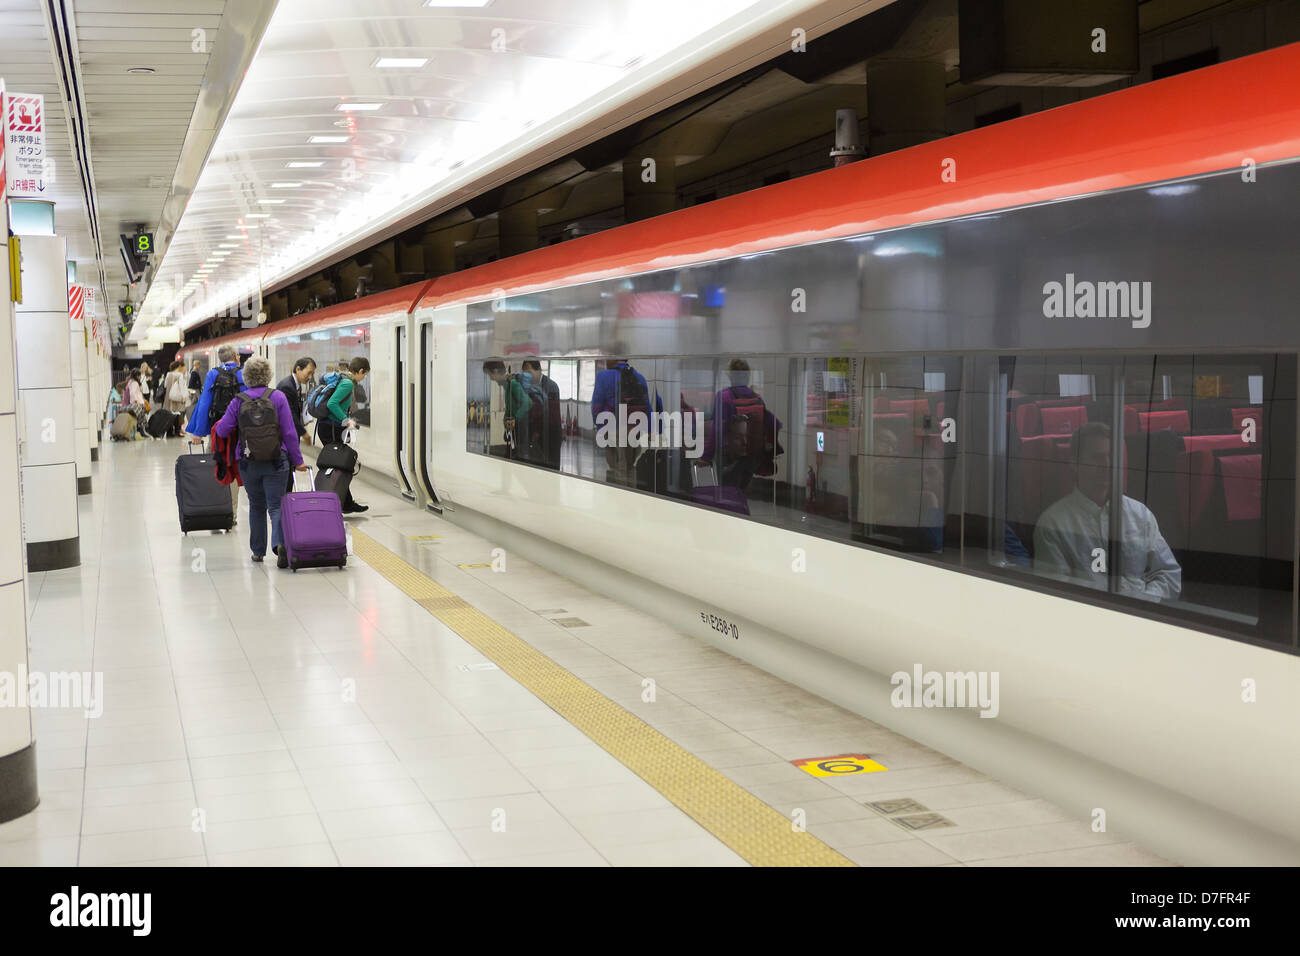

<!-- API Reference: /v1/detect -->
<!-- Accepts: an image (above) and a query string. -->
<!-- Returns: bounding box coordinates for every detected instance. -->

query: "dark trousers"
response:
[315,419,358,508]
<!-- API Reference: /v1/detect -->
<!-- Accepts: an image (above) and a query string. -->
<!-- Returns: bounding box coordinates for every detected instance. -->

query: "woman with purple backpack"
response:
[212,357,308,567]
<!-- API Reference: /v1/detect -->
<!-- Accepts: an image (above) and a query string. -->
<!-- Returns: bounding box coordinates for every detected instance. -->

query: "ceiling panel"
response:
[138,0,857,335]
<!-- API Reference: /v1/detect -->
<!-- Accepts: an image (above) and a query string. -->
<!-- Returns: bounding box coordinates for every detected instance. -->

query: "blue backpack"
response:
[305,371,343,419]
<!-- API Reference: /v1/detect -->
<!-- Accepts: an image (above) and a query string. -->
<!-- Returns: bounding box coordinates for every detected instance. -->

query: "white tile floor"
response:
[1,436,1173,866]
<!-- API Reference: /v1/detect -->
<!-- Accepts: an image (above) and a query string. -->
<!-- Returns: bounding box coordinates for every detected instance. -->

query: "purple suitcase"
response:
[281,473,348,571]
[691,486,751,515]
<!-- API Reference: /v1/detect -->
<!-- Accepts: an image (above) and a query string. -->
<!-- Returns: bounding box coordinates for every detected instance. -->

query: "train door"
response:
[416,316,442,512]
[392,324,417,501]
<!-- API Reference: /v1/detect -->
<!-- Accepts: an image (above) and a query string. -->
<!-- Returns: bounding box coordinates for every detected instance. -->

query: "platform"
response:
[1,437,1172,867]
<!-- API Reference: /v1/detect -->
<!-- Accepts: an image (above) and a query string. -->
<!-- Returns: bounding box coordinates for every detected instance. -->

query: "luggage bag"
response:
[110,412,136,440]
[281,470,348,571]
[689,462,751,515]
[147,408,176,438]
[175,449,234,533]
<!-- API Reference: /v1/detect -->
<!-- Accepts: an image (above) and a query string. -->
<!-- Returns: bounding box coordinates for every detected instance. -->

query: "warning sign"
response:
[3,91,48,199]
[792,753,888,777]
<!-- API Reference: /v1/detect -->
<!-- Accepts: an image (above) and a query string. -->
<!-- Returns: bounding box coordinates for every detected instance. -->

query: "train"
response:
[181,42,1300,865]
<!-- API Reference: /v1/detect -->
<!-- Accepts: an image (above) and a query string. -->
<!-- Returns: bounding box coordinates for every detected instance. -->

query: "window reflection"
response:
[470,346,1295,647]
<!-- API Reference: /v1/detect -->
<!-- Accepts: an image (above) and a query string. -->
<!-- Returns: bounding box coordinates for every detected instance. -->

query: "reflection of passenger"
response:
[868,425,943,552]
[591,359,655,487]
[1033,422,1181,601]
[702,360,782,491]
[483,360,531,460]
[521,360,562,471]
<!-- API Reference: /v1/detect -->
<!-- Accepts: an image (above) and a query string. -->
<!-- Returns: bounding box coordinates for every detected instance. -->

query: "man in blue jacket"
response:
[185,344,246,524]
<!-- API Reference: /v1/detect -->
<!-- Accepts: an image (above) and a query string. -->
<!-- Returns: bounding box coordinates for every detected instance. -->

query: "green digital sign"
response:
[135,233,154,256]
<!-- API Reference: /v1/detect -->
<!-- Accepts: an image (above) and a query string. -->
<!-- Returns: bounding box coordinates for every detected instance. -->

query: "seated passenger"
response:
[1033,421,1181,602]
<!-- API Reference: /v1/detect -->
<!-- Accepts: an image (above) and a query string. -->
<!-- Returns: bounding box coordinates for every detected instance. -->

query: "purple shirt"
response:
[213,385,304,468]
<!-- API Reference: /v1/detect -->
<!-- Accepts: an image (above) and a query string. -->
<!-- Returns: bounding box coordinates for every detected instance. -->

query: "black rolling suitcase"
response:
[175,449,234,533]
[147,408,176,438]
[315,440,359,503]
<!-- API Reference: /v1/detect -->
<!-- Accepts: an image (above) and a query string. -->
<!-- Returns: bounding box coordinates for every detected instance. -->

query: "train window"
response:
[968,352,1295,645]
[852,356,962,562]
[274,324,373,427]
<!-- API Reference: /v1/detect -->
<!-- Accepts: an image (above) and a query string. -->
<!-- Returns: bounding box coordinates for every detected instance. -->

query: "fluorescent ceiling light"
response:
[286,161,323,168]
[218,243,238,248]
[256,198,286,204]
[270,182,302,188]
[224,234,246,239]
[308,135,348,144]
[372,57,428,69]
[425,0,494,6]
[336,103,381,111]
[245,214,271,219]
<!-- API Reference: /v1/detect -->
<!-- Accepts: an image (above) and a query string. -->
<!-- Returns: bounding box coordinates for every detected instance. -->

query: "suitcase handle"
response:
[291,467,315,493]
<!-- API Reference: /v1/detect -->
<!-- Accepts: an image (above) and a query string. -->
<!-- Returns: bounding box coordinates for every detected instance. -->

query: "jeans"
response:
[241,456,289,557]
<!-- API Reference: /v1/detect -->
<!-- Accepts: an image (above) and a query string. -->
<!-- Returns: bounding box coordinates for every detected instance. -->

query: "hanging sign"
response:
[3,91,48,199]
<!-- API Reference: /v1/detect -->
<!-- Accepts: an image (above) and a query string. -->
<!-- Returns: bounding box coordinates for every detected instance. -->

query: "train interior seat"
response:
[1139,409,1192,434]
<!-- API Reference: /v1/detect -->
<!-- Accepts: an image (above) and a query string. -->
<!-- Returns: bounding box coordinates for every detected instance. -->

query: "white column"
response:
[0,98,38,821]
[82,289,99,464]
[15,235,80,570]
[69,286,91,493]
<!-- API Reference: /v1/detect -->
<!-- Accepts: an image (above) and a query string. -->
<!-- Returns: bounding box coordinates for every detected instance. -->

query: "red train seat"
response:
[1140,409,1191,434]
[1039,405,1087,435]
[1219,454,1262,521]
[1231,407,1263,433]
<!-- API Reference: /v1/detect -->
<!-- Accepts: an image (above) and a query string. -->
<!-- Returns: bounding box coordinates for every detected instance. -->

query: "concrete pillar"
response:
[622,145,677,222]
[866,59,948,156]
[15,235,80,570]
[68,285,91,493]
[0,119,39,823]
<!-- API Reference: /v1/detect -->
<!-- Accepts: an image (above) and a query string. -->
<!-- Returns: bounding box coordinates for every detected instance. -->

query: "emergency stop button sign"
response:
[792,753,888,777]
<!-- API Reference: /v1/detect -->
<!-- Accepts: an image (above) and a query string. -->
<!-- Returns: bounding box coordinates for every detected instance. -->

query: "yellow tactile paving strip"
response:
[351,528,855,867]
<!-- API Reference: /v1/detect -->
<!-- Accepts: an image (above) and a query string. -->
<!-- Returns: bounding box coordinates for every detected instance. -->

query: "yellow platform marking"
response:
[351,528,854,867]
[792,754,888,777]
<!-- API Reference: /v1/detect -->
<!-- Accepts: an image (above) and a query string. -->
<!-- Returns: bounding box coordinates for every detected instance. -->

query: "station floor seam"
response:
[350,527,855,867]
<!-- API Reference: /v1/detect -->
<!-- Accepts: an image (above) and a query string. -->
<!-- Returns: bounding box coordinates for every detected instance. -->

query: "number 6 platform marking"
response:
[792,753,888,777]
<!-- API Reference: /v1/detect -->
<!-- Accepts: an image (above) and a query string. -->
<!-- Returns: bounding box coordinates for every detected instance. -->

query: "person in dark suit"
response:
[276,357,316,442]
[276,356,315,491]
[521,359,562,470]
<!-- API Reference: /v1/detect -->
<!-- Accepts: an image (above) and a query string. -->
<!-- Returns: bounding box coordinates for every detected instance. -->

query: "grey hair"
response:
[216,344,237,363]
[242,356,272,387]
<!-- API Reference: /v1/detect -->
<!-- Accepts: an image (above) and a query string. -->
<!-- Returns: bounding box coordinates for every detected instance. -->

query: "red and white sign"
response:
[3,91,48,199]
[69,285,84,323]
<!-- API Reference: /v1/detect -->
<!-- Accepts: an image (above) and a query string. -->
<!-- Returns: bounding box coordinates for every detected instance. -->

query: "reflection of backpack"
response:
[237,389,282,461]
[208,367,240,426]
[305,372,343,419]
[727,387,767,458]
[617,365,650,418]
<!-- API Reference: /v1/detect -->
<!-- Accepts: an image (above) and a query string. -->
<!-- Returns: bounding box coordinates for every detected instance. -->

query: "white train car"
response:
[181,45,1300,864]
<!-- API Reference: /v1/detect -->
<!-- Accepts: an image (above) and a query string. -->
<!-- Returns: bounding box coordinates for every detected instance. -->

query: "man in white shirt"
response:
[1033,421,1181,602]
